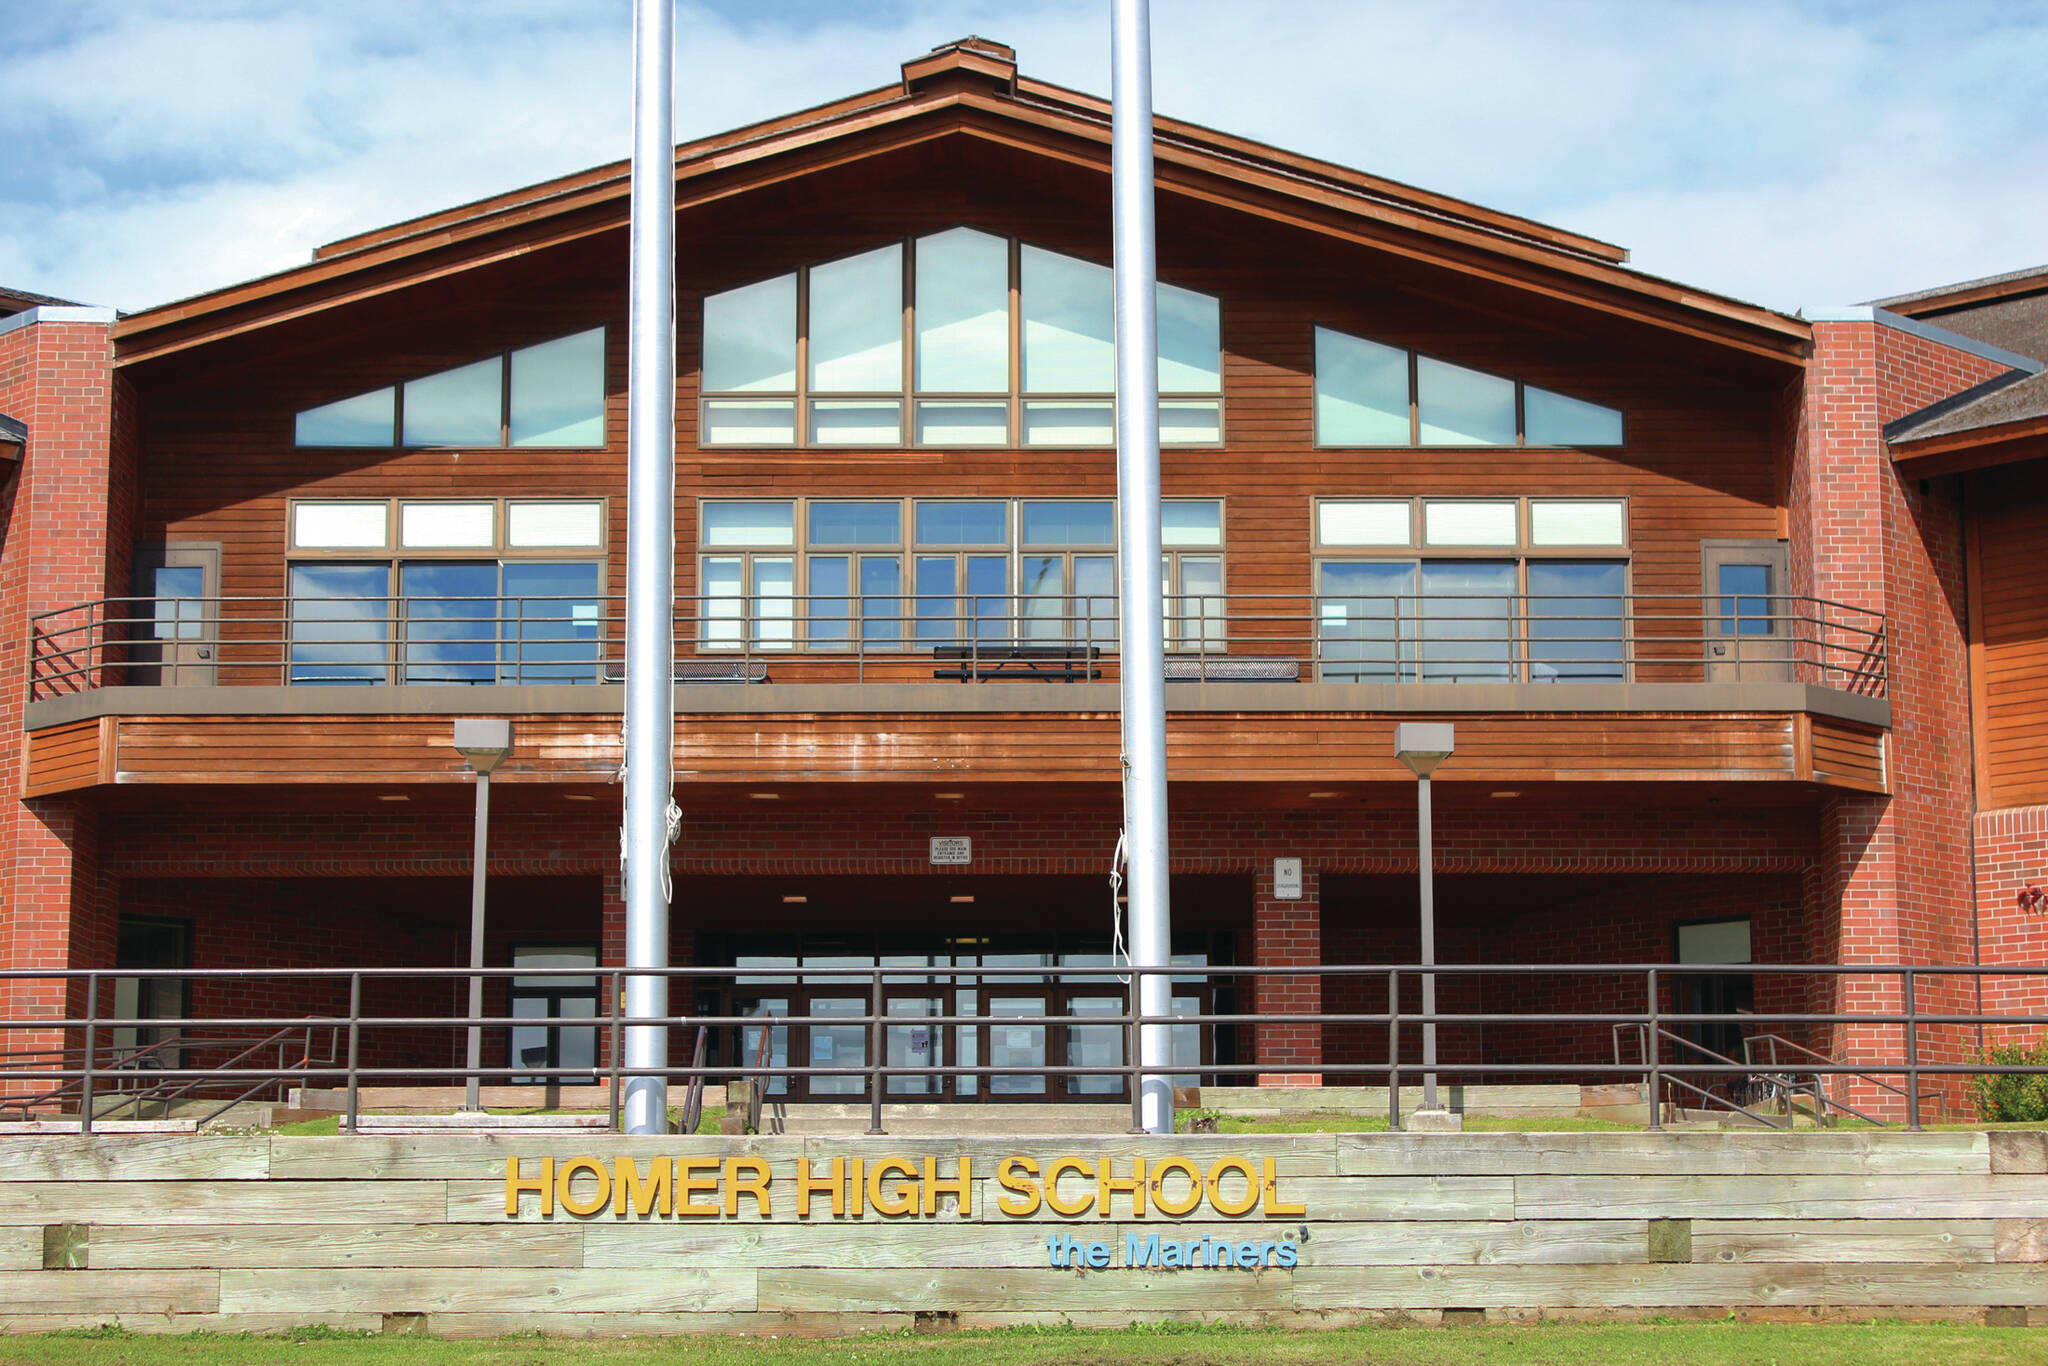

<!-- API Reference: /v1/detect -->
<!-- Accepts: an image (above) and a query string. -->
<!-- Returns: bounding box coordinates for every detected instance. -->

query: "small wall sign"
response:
[930,837,972,866]
[1273,857,1302,900]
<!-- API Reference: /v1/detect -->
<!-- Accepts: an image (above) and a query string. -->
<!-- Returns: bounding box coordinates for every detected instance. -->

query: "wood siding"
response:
[1970,463,2048,808]
[22,719,105,798]
[1803,716,1886,794]
[113,139,1802,784]
[96,710,1831,789]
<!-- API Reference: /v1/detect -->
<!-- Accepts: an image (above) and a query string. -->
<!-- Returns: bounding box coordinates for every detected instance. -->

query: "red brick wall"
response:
[0,317,129,1088]
[1787,318,2016,1113]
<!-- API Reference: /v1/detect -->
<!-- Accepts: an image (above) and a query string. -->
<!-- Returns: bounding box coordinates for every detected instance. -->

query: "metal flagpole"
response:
[622,0,676,1135]
[1111,0,1175,1136]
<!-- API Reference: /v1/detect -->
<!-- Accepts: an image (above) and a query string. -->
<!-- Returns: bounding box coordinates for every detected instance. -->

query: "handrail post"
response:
[608,970,624,1134]
[866,970,885,1135]
[1127,973,1144,1134]
[1903,968,1921,1132]
[344,972,361,1134]
[79,973,98,1134]
[1645,968,1663,1132]
[1387,968,1402,1132]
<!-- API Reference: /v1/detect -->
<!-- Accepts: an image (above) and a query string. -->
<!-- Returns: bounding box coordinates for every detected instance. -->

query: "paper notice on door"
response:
[1004,1027,1034,1050]
[814,1036,837,1062]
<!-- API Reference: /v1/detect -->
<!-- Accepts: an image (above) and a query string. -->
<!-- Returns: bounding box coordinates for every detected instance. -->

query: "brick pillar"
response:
[1785,317,2012,1120]
[1250,859,1321,1086]
[598,869,625,1069]
[0,314,131,1108]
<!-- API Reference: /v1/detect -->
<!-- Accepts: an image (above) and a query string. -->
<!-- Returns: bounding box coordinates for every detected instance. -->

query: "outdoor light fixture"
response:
[750,792,780,801]
[454,718,512,1114]
[1308,790,1343,799]
[933,792,966,800]
[0,413,24,465]
[1394,722,1455,1127]
[781,895,808,904]
[950,895,976,904]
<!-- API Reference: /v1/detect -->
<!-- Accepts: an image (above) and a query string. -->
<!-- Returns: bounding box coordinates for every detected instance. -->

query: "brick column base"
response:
[1251,860,1320,1086]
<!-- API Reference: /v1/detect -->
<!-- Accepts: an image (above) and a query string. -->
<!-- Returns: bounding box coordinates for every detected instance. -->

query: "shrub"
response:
[1971,1034,2048,1122]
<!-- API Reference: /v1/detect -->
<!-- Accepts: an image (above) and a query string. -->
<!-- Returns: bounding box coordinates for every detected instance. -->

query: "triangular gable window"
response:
[700,227,1223,448]
[1314,325,1623,448]
[295,327,606,449]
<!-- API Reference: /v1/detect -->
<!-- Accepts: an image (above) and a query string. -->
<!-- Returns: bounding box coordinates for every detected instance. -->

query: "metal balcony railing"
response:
[0,961,2033,1134]
[27,591,1887,699]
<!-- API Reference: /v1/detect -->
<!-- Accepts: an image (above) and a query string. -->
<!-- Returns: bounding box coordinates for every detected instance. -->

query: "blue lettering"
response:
[1162,1238,1187,1269]
[1047,1232,1065,1268]
[1086,1241,1110,1269]
[1275,1241,1298,1269]
[1236,1241,1260,1268]
[1126,1233,1160,1267]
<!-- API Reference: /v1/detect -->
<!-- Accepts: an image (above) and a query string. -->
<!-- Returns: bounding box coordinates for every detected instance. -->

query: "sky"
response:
[2,0,2045,316]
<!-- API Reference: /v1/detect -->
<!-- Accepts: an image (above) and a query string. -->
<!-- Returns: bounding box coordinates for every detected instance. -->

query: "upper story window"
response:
[1314,496,1629,683]
[286,497,607,685]
[697,496,1223,650]
[700,228,1223,448]
[294,328,607,449]
[1312,326,1624,448]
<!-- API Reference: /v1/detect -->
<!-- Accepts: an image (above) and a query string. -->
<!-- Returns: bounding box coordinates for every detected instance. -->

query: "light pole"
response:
[1394,722,1454,1124]
[454,718,511,1113]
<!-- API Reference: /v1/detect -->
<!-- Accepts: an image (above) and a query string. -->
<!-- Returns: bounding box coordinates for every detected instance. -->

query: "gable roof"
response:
[0,285,82,318]
[1878,265,2048,468]
[111,36,1811,368]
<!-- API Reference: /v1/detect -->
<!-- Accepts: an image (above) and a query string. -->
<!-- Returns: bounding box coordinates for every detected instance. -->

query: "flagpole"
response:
[1111,0,1175,1136]
[622,0,677,1135]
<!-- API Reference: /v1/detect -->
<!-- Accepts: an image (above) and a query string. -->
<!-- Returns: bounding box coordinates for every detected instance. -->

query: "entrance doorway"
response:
[707,929,1234,1103]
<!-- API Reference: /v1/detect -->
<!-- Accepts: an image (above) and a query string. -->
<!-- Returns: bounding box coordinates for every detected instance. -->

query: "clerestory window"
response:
[1313,326,1624,448]
[700,228,1223,448]
[294,328,607,449]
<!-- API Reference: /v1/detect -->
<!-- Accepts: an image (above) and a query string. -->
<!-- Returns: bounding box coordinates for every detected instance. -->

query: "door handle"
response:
[196,647,214,659]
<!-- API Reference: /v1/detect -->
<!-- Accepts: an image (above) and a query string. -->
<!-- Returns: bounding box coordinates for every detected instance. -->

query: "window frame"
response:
[293,326,609,452]
[1312,495,1631,683]
[284,497,610,685]
[1310,322,1624,450]
[698,228,1225,451]
[693,495,1227,652]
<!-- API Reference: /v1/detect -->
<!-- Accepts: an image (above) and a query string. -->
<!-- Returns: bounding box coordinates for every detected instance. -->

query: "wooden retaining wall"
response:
[2,1132,2046,1336]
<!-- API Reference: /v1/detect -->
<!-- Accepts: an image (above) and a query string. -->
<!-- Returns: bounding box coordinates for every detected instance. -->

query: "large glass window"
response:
[1313,324,1623,448]
[287,498,606,685]
[1315,496,1628,683]
[288,563,391,685]
[294,328,606,449]
[696,496,1225,652]
[700,228,1222,448]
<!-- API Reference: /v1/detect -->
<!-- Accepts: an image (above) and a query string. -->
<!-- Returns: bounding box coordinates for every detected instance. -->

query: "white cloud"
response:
[0,0,2043,313]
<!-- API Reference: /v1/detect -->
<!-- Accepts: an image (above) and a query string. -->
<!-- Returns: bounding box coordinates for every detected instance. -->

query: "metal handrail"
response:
[1,960,2040,1134]
[27,590,1889,698]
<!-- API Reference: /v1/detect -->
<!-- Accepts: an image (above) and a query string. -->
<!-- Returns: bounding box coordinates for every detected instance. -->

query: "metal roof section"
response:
[0,304,119,338]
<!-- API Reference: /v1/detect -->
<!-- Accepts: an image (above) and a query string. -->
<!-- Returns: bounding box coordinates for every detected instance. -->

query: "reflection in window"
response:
[915,228,1009,393]
[700,229,1222,447]
[296,329,605,449]
[1719,563,1774,635]
[1314,324,1623,448]
[403,358,501,447]
[289,564,390,684]
[1528,561,1626,682]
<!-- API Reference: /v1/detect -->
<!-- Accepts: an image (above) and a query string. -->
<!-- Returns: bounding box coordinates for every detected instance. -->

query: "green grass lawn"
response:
[5,1322,2045,1366]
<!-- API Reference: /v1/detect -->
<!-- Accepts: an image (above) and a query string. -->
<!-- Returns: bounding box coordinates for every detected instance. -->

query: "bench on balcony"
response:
[1164,657,1300,682]
[932,644,1102,682]
[602,659,769,684]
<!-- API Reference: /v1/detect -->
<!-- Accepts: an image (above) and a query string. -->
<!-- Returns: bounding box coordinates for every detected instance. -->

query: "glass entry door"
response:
[885,994,945,1096]
[986,994,1049,1097]
[804,995,867,1097]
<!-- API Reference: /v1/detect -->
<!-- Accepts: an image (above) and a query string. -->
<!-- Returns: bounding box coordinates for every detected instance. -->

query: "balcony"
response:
[28,591,1886,698]
[20,592,1889,796]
